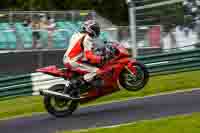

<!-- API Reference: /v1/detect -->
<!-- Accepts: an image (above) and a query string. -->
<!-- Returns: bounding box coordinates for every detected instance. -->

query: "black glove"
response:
[102,54,112,63]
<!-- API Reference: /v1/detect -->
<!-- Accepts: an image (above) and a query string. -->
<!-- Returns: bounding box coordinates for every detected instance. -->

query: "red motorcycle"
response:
[37,42,149,117]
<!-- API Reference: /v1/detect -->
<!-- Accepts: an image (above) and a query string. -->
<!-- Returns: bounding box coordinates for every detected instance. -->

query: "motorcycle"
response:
[37,41,149,117]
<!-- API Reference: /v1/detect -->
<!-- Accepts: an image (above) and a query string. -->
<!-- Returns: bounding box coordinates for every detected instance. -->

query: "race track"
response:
[1,89,200,133]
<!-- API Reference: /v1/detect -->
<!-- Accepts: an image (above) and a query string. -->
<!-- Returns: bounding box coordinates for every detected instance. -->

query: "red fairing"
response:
[84,50,102,64]
[115,44,130,57]
[36,65,72,78]
[37,66,64,76]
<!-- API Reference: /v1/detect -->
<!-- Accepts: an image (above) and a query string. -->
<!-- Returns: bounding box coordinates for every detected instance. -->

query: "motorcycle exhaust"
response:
[39,90,80,100]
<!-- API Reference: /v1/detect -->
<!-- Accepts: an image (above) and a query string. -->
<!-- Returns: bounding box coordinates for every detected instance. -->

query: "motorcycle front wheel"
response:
[43,84,79,117]
[118,62,149,91]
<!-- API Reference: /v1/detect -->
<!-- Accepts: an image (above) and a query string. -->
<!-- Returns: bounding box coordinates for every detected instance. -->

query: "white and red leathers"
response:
[63,32,102,82]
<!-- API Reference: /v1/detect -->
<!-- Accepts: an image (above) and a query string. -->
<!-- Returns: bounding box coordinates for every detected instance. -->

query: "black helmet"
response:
[81,20,100,38]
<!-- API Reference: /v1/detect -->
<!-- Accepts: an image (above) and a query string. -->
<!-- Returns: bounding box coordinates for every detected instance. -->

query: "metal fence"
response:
[0,10,115,50]
[0,24,199,53]
[105,25,200,53]
[0,10,96,23]
[0,8,199,55]
[0,24,163,50]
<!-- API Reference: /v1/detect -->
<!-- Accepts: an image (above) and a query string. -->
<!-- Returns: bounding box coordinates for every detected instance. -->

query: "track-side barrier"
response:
[1,48,200,100]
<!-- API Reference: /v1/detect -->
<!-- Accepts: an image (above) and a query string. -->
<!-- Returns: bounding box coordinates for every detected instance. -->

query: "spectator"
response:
[30,18,41,49]
[23,17,31,27]
[46,17,56,48]
[47,17,56,31]
[37,14,50,48]
[39,14,48,29]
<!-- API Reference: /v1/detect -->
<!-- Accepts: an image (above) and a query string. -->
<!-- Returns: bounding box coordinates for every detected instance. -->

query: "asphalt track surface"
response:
[1,89,200,133]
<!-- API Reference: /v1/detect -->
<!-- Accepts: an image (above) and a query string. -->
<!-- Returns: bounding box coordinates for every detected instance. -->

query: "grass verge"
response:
[62,113,200,133]
[0,70,200,120]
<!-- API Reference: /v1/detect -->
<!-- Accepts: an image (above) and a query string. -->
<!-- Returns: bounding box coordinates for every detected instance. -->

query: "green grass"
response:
[0,70,200,119]
[62,113,200,133]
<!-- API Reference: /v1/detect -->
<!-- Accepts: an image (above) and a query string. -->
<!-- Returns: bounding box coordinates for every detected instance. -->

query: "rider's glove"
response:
[101,54,112,63]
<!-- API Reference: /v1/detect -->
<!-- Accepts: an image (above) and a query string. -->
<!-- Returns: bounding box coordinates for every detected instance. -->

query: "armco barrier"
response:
[0,48,200,100]
[0,47,161,77]
[139,48,200,75]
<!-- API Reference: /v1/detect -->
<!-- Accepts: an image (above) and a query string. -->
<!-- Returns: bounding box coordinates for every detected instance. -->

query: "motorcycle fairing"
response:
[36,65,72,78]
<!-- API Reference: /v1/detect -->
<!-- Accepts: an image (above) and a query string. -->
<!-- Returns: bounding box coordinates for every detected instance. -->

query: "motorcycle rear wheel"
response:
[119,62,149,91]
[43,84,79,117]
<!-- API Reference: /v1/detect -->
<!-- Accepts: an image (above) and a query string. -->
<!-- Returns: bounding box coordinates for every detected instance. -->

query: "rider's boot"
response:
[90,77,104,94]
[64,78,88,98]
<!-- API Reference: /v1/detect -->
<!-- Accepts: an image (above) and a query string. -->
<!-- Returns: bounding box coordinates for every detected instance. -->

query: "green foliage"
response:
[136,1,184,26]
[0,0,184,25]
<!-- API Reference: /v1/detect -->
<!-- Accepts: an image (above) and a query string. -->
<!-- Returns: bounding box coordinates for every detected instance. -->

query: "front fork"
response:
[126,61,137,75]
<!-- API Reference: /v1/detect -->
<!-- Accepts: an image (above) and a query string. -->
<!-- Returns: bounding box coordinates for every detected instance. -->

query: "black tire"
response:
[43,84,79,117]
[119,62,149,91]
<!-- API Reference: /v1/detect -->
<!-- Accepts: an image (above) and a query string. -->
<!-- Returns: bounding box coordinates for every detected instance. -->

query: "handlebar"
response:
[94,44,118,57]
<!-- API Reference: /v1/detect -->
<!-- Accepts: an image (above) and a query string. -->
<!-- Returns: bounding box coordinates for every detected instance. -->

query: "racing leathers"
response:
[63,32,103,82]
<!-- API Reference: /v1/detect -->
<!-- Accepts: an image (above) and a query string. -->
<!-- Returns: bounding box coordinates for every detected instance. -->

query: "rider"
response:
[63,20,107,97]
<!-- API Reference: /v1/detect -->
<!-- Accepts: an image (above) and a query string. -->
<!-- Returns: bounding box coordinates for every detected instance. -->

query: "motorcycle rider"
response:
[63,20,108,98]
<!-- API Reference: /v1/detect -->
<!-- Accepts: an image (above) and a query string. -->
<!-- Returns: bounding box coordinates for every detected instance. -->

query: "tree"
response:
[0,1,10,10]
[0,0,185,26]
